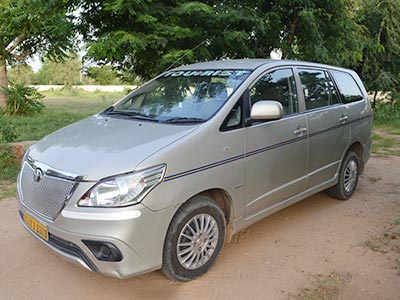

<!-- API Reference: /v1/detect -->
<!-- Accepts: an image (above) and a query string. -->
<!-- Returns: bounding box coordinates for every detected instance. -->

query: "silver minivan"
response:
[17,59,373,281]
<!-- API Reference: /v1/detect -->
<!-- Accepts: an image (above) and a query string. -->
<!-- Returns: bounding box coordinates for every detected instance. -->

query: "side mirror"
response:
[250,100,283,121]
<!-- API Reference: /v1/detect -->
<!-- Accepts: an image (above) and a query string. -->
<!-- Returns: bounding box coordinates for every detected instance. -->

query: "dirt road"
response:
[1,156,399,300]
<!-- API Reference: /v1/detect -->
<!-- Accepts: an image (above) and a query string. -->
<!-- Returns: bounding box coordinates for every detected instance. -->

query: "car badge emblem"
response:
[33,168,44,183]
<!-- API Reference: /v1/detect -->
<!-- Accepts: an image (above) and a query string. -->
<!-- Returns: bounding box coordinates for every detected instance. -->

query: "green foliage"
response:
[85,65,120,85]
[4,82,45,115]
[373,93,400,139]
[79,1,277,79]
[0,0,76,64]
[273,0,364,66]
[78,0,365,80]
[0,144,19,180]
[7,63,34,85]
[52,88,81,97]
[373,100,400,124]
[35,56,82,86]
[0,0,77,108]
[356,0,400,95]
[0,113,17,142]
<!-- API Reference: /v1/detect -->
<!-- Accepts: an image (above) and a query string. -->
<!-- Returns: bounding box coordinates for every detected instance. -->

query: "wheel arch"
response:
[347,141,364,174]
[169,188,235,243]
[198,188,235,242]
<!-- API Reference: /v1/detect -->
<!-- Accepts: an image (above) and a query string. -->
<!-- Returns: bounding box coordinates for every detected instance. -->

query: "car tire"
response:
[161,195,226,281]
[328,150,360,200]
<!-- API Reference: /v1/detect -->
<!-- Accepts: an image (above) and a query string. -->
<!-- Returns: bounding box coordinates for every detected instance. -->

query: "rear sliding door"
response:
[297,68,350,188]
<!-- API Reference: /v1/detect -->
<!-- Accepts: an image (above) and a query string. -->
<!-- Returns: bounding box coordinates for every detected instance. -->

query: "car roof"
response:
[172,59,352,73]
[173,59,275,70]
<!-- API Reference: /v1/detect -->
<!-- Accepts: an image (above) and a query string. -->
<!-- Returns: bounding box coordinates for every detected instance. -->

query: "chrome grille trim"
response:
[19,162,78,221]
[26,157,87,181]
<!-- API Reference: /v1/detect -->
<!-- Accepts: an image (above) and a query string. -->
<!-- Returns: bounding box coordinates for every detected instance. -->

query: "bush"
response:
[374,99,400,123]
[0,113,17,142]
[3,82,45,116]
[0,144,19,180]
[52,87,81,97]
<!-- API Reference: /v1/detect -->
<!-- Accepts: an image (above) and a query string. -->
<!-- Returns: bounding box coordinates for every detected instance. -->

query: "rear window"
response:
[331,71,364,103]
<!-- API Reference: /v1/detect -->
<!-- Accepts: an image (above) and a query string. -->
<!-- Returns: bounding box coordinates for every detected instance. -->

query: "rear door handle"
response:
[339,115,349,123]
[293,127,307,137]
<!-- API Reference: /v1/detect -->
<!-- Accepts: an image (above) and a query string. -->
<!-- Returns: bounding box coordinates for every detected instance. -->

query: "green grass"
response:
[0,145,20,200]
[372,125,400,156]
[374,119,400,135]
[371,102,400,156]
[5,90,123,141]
[372,133,398,147]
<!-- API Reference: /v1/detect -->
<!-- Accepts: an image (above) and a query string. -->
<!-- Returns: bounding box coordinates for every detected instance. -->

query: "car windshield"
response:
[105,69,251,123]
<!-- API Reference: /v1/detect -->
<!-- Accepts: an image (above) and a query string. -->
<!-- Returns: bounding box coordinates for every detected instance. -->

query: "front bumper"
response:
[17,194,177,279]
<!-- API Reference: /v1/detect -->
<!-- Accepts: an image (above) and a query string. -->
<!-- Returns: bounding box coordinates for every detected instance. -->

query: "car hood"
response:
[29,114,197,181]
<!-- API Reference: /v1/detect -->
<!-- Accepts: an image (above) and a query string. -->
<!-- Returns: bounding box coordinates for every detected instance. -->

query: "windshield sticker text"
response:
[163,70,250,78]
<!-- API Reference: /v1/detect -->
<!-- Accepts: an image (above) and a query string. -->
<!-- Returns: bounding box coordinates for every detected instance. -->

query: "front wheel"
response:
[328,151,360,200]
[161,196,226,281]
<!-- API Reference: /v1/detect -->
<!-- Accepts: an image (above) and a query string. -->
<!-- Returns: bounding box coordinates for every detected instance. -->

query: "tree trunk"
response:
[283,13,299,59]
[372,90,378,110]
[0,56,8,111]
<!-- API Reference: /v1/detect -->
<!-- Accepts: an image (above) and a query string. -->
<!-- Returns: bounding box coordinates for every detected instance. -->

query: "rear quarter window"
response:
[331,71,364,103]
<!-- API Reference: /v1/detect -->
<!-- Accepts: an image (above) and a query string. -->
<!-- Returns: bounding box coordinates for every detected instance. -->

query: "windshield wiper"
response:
[104,110,157,121]
[163,117,206,124]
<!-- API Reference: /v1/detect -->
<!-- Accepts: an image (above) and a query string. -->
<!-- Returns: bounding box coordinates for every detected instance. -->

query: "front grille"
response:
[19,162,77,220]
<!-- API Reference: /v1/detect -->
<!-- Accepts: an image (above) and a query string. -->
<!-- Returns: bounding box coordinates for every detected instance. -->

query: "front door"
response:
[244,68,308,219]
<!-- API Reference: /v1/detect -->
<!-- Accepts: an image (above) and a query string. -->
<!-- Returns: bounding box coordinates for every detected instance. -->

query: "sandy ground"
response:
[0,156,399,300]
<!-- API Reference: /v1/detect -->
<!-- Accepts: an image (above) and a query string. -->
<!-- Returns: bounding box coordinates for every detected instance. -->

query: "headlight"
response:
[78,164,166,207]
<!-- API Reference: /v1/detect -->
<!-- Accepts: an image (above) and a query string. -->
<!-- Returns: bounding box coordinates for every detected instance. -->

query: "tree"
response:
[355,0,400,108]
[78,0,364,81]
[35,56,81,87]
[78,1,276,80]
[52,56,82,87]
[0,0,76,109]
[269,0,364,67]
[8,63,34,85]
[85,65,120,85]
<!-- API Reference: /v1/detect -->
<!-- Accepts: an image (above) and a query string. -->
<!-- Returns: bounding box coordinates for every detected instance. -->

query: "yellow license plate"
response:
[24,213,49,241]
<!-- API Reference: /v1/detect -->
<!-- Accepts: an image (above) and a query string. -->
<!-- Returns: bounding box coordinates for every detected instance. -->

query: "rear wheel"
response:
[161,196,226,281]
[328,151,360,200]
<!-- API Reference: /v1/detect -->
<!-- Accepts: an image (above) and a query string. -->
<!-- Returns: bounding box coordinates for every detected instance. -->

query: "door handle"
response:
[293,127,307,137]
[339,115,349,123]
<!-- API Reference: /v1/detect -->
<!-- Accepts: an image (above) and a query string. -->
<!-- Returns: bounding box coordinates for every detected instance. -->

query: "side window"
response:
[298,68,340,110]
[249,69,298,116]
[331,71,364,103]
